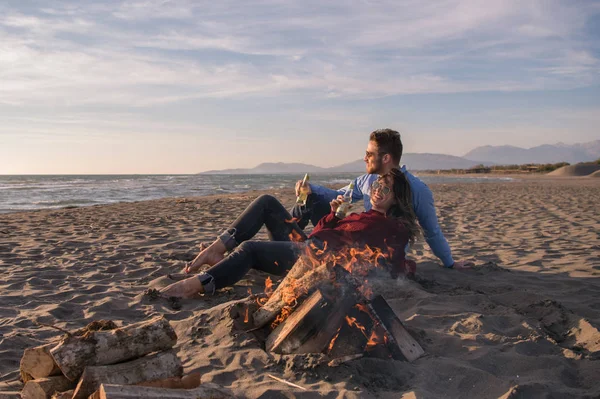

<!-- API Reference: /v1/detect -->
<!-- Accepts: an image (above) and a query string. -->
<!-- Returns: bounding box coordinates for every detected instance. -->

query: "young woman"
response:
[161,168,419,298]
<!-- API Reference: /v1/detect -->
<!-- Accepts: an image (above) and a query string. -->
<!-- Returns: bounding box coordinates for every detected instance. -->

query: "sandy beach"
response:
[1,178,599,398]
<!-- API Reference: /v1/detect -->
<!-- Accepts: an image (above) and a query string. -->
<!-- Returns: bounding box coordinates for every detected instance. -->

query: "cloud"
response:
[0,0,599,107]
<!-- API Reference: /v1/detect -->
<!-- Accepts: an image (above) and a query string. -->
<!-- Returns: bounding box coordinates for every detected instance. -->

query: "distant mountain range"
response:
[200,140,600,174]
[463,140,600,165]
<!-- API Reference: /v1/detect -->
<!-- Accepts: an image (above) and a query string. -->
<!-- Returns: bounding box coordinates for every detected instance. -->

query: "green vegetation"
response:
[422,162,571,175]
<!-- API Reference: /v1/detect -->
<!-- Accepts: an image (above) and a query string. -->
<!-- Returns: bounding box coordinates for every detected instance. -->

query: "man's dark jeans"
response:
[205,194,309,289]
[290,193,332,230]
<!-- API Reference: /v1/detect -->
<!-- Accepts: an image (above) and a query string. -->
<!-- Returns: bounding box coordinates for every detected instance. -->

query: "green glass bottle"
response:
[296,173,310,206]
[335,182,355,219]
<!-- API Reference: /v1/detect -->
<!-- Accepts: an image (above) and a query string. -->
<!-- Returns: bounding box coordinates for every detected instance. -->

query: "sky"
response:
[1,0,599,174]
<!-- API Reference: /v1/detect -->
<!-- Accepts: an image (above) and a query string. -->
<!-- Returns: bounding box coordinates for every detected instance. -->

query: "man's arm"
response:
[309,177,364,203]
[412,185,455,267]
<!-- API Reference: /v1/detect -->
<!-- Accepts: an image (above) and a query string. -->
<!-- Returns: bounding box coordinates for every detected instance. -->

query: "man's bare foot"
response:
[185,241,226,273]
[160,277,205,298]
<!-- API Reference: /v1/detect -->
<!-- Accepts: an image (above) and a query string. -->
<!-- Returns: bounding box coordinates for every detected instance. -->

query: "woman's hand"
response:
[330,195,345,212]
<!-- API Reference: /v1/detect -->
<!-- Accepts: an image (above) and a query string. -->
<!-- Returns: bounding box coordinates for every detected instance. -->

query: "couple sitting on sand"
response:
[162,129,469,298]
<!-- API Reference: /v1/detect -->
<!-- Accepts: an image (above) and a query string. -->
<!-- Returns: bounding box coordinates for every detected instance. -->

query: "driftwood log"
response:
[72,350,182,399]
[21,375,75,399]
[20,344,61,381]
[137,372,202,389]
[51,390,74,399]
[253,261,330,328]
[90,383,234,399]
[50,316,177,381]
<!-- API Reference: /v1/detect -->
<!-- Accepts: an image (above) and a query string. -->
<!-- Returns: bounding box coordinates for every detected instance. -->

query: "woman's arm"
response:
[311,211,339,234]
[310,195,350,235]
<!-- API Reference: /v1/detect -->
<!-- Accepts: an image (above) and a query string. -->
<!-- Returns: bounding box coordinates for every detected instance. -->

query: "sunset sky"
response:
[1,0,599,174]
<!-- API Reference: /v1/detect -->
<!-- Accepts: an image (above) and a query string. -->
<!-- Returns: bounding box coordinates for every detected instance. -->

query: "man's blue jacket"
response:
[308,165,455,267]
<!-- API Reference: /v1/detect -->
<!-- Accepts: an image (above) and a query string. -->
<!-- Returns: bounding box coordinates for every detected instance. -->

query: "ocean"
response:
[0,174,514,214]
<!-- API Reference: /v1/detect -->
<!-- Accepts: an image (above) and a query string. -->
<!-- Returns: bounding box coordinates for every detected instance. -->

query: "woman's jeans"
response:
[203,194,308,290]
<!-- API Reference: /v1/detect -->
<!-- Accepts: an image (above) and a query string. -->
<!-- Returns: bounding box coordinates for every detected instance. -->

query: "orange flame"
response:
[264,277,274,297]
[365,327,386,350]
[288,229,305,242]
[345,316,369,339]
[269,276,309,329]
[258,239,399,329]
[244,307,249,323]
[355,303,370,314]
[271,306,293,329]
[327,327,342,353]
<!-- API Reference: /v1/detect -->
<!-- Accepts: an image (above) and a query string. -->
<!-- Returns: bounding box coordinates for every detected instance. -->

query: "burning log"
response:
[266,288,356,354]
[89,383,234,399]
[253,262,331,328]
[368,295,424,362]
[265,289,328,354]
[20,344,61,381]
[21,375,75,399]
[261,258,425,362]
[71,350,183,399]
[327,304,374,359]
[50,316,177,381]
[294,293,357,354]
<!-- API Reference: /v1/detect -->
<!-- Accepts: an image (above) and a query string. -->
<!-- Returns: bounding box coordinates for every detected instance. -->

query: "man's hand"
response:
[452,260,474,269]
[295,180,312,196]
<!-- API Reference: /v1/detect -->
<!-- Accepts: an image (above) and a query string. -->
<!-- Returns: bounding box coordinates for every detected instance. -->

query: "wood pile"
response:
[7,316,233,399]
[253,261,425,362]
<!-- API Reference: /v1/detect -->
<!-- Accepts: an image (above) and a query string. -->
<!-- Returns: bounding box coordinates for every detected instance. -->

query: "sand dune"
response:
[588,170,600,178]
[1,180,599,398]
[547,163,600,177]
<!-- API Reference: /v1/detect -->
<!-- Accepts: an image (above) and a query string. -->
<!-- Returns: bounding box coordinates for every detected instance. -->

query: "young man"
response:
[292,128,469,269]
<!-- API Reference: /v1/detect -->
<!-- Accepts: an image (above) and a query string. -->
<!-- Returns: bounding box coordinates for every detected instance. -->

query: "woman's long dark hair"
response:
[380,168,420,243]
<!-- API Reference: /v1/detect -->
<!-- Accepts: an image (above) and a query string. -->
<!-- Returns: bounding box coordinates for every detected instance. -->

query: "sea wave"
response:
[0,174,519,214]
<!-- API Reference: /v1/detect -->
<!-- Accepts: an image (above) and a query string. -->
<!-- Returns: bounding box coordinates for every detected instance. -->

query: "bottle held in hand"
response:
[335,182,355,219]
[296,173,310,206]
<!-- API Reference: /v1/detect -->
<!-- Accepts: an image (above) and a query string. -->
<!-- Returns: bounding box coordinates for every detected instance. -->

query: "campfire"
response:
[248,243,424,363]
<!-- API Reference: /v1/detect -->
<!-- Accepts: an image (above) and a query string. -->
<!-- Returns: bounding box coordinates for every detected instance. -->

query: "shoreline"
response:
[5,175,598,216]
[0,173,533,216]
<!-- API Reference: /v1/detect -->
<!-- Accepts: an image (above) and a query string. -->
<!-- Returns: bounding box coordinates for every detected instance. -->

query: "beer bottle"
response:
[296,173,310,206]
[335,182,355,219]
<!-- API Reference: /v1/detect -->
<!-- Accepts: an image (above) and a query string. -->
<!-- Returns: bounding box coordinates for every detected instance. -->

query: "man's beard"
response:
[367,157,383,174]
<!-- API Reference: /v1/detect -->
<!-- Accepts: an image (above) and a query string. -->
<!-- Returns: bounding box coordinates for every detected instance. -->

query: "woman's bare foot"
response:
[160,276,205,298]
[185,240,226,274]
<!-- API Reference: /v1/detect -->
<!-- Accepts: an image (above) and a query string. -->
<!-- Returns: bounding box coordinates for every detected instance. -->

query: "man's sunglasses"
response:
[371,180,392,196]
[365,150,388,158]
